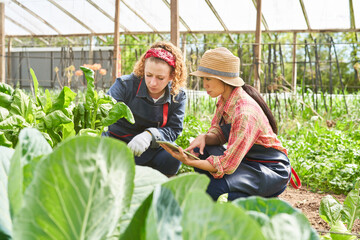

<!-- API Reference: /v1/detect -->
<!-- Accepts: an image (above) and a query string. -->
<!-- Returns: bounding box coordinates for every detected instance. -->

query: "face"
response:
[202,77,225,98]
[144,59,173,99]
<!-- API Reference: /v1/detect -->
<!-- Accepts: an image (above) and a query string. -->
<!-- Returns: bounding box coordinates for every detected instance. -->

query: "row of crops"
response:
[0,67,134,148]
[1,67,360,239]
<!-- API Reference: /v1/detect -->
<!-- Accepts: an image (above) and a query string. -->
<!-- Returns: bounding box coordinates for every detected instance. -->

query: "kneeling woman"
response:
[103,41,187,176]
[161,47,291,200]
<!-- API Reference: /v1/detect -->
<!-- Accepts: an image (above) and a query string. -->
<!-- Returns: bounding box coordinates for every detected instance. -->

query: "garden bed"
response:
[280,185,360,234]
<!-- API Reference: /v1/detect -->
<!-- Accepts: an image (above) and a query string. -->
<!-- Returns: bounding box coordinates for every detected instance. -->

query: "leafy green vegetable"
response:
[329,221,356,240]
[1,128,321,239]
[0,67,134,148]
[320,195,343,226]
[101,102,135,126]
[29,68,39,106]
[13,135,135,240]
[116,166,168,236]
[0,146,14,240]
[319,180,360,239]
[8,128,52,218]
[0,83,14,95]
[0,132,12,147]
[149,186,182,240]
[0,92,12,109]
[234,196,319,240]
[342,180,360,230]
[182,191,265,240]
[74,67,134,135]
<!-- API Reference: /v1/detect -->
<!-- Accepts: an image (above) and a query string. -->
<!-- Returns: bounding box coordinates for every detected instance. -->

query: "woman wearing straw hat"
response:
[103,41,187,176]
[160,47,292,200]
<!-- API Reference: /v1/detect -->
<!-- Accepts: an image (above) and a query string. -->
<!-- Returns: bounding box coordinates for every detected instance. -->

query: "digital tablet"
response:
[157,141,200,160]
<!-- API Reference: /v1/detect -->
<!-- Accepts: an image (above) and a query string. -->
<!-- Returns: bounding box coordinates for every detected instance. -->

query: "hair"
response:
[242,84,278,134]
[133,41,187,96]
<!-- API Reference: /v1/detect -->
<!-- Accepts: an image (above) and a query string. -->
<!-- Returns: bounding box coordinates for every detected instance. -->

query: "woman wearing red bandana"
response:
[103,41,187,176]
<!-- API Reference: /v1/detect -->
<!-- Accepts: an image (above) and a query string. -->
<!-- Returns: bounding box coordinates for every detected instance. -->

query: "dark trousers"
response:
[103,131,181,175]
[194,146,290,201]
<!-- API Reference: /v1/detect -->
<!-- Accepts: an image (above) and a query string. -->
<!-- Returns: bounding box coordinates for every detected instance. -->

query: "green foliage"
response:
[0,146,13,240]
[8,128,52,219]
[1,129,136,240]
[0,128,319,239]
[280,117,360,193]
[74,67,134,136]
[175,115,211,149]
[0,80,77,147]
[181,191,266,240]
[180,91,360,194]
[121,181,318,240]
[319,180,360,239]
[175,115,211,174]
[0,68,134,147]
[234,197,319,240]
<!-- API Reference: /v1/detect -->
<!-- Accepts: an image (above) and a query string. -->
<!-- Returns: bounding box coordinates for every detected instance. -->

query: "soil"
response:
[279,185,360,236]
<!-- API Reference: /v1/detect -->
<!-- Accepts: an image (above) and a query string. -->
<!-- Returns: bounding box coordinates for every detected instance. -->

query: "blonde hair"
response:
[133,41,187,96]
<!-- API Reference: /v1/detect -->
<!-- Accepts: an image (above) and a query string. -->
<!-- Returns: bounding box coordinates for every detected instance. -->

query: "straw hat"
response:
[190,47,244,87]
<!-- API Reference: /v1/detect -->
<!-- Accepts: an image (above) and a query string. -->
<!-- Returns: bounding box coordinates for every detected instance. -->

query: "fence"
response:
[4,38,360,115]
[6,46,114,90]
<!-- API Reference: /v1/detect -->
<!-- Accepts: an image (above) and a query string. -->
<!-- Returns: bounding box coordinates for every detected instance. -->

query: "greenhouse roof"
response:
[3,0,360,38]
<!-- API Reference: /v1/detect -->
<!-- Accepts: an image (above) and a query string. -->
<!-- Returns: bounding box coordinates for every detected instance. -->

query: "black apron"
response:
[203,122,292,197]
[106,78,169,165]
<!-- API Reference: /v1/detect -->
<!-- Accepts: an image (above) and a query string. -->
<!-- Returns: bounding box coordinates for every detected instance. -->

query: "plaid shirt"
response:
[207,87,287,178]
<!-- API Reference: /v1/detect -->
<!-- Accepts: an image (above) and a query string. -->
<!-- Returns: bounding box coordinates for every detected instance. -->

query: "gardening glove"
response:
[127,131,152,157]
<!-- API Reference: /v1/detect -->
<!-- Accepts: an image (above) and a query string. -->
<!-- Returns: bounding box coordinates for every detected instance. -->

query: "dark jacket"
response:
[106,73,186,148]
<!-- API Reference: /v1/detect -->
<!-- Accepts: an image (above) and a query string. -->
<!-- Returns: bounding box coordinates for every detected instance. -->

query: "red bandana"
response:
[145,48,176,67]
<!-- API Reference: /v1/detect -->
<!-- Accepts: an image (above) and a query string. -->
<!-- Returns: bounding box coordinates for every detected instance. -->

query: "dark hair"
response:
[242,84,278,134]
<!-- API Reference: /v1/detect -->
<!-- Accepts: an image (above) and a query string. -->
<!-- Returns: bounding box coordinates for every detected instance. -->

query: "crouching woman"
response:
[161,47,291,200]
[103,41,187,176]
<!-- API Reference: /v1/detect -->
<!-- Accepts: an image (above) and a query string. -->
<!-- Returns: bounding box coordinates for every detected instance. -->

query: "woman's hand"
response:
[185,134,206,155]
[160,144,197,166]
[160,143,217,172]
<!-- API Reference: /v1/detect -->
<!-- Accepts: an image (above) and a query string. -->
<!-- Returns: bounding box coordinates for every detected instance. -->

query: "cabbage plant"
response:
[0,128,320,240]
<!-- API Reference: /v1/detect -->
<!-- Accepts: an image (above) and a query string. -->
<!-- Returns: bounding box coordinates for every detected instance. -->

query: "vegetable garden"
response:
[1,58,360,239]
[1,0,360,237]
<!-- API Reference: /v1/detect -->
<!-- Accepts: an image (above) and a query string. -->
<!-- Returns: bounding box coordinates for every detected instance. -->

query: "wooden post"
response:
[292,32,297,93]
[253,0,262,91]
[7,38,11,85]
[89,35,94,64]
[170,0,179,47]
[112,0,120,83]
[181,33,187,59]
[0,3,5,83]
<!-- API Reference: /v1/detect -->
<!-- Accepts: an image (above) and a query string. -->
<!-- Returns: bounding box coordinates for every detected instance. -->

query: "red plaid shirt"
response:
[206,87,287,178]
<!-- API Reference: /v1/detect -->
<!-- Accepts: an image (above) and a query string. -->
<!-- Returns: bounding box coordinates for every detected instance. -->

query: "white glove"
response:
[127,131,152,157]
